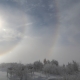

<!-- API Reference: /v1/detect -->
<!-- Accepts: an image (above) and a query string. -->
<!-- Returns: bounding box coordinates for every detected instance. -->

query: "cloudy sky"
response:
[0,0,80,65]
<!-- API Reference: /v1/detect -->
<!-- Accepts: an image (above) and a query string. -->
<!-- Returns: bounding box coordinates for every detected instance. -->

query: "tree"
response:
[7,63,29,80]
[72,61,79,72]
[51,59,59,66]
[34,60,43,71]
[43,59,50,65]
[26,64,34,75]
[66,61,79,75]
[43,63,61,75]
[44,59,47,65]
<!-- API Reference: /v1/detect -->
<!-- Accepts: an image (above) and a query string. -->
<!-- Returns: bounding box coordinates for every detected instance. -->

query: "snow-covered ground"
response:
[0,71,7,80]
[0,71,63,80]
[32,72,63,80]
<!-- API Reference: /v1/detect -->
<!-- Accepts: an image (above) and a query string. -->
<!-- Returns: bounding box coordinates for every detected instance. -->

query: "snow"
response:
[0,71,7,80]
[0,71,63,80]
[32,72,63,80]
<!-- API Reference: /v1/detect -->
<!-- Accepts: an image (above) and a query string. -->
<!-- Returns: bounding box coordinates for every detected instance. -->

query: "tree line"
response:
[0,59,79,80]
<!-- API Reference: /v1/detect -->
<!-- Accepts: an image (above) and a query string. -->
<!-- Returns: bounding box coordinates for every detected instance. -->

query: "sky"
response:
[0,0,80,65]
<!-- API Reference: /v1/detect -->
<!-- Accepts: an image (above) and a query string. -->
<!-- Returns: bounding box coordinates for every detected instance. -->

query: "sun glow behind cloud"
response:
[0,15,8,35]
[0,4,29,56]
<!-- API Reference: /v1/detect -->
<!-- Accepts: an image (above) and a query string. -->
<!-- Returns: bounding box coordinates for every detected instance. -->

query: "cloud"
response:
[0,4,30,42]
[13,0,27,5]
[0,3,30,54]
[45,0,80,64]
[57,1,80,46]
[0,0,80,65]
